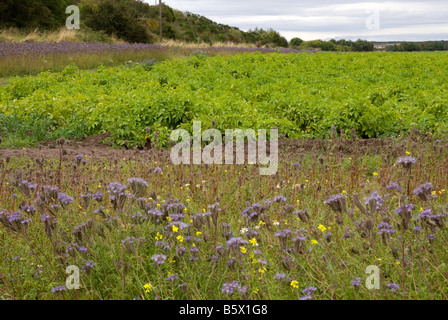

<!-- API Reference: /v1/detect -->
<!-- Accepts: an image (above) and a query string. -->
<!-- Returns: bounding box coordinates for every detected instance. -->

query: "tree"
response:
[398,42,419,52]
[0,0,70,29]
[353,39,374,52]
[290,37,303,47]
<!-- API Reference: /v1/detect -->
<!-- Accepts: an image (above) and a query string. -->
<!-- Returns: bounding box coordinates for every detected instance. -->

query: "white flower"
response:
[273,221,280,226]
[240,227,248,235]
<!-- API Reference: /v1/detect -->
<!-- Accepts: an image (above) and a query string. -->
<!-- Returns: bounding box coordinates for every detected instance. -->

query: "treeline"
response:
[386,41,448,52]
[290,38,374,52]
[0,0,290,46]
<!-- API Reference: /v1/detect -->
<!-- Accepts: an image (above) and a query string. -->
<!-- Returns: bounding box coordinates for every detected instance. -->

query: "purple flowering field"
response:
[1,133,448,300]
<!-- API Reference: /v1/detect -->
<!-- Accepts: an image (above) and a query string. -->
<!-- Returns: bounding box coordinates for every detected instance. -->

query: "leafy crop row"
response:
[1,52,448,147]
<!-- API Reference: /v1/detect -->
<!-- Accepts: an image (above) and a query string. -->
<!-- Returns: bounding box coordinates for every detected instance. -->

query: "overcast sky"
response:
[145,0,448,41]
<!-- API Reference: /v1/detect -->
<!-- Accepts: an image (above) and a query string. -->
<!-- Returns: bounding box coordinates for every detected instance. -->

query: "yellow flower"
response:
[406,151,411,155]
[143,283,153,293]
[172,225,178,233]
[155,232,163,241]
[311,239,318,245]
[290,280,299,289]
[395,261,400,266]
[156,203,161,207]
[176,235,184,243]
[341,190,347,194]
[196,231,202,236]
[249,238,258,246]
[318,224,326,232]
[258,220,266,226]
[373,172,378,176]
[240,246,247,254]
[167,216,172,222]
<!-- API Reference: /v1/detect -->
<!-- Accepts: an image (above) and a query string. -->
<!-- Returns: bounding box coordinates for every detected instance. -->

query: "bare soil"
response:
[0,132,431,162]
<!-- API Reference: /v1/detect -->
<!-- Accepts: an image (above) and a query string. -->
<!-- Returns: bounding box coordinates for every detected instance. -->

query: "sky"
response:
[145,0,448,41]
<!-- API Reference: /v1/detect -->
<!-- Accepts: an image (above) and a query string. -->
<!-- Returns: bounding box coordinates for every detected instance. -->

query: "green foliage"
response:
[0,0,71,29]
[386,41,448,52]
[1,52,448,148]
[289,37,303,47]
[353,39,374,52]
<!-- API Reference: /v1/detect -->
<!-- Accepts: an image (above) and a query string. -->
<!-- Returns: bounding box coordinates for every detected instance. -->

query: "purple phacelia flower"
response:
[93,192,103,202]
[386,283,400,292]
[302,286,317,295]
[164,274,178,281]
[273,195,287,203]
[351,277,361,286]
[377,221,396,235]
[397,156,416,169]
[222,281,240,294]
[413,183,435,201]
[51,285,67,293]
[58,192,74,206]
[151,254,167,265]
[387,182,402,192]
[76,246,88,253]
[363,191,383,211]
[275,273,287,280]
[324,194,347,213]
[153,167,162,174]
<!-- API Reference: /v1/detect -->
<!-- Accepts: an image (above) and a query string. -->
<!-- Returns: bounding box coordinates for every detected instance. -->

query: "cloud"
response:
[150,1,448,41]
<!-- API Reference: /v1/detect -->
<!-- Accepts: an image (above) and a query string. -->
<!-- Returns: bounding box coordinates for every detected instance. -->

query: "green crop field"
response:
[1,51,448,148]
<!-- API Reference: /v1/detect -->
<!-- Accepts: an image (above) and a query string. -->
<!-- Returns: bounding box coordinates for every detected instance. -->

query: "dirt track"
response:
[0,131,428,162]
